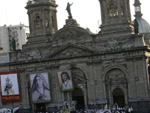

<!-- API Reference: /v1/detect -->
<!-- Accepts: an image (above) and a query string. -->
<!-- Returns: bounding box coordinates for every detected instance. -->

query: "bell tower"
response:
[99,0,134,35]
[26,0,58,43]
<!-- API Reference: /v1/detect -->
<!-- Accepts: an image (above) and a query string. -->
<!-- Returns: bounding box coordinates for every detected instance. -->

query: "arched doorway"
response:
[35,103,47,112]
[113,88,125,107]
[71,68,87,109]
[72,87,84,110]
[105,68,128,107]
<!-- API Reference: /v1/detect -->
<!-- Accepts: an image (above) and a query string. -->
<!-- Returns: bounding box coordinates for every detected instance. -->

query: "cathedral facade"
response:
[0,0,150,113]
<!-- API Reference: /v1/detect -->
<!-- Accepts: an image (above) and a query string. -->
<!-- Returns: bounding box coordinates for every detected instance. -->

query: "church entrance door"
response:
[113,88,125,107]
[35,103,47,112]
[72,88,85,110]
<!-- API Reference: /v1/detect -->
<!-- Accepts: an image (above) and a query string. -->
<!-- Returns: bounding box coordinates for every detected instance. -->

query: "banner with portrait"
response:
[30,72,51,103]
[58,70,73,91]
[0,72,21,102]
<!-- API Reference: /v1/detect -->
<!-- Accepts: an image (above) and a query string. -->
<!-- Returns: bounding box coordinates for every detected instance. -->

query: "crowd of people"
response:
[59,102,134,113]
[62,107,134,113]
[33,102,134,113]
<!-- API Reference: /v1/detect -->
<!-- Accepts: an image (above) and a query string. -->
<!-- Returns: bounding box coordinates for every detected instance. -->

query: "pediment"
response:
[52,27,93,44]
[48,43,95,59]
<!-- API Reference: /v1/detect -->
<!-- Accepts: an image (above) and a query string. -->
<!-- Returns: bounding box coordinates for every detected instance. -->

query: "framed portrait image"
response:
[30,72,51,103]
[0,72,21,102]
[58,70,73,91]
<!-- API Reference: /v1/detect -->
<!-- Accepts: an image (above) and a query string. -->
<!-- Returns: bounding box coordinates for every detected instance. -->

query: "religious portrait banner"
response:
[58,70,73,91]
[30,72,51,103]
[0,72,21,102]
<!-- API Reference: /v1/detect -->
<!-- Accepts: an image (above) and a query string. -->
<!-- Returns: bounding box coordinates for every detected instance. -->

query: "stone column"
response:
[78,84,88,108]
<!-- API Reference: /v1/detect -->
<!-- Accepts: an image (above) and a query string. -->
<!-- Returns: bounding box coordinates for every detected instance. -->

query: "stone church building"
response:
[0,0,150,113]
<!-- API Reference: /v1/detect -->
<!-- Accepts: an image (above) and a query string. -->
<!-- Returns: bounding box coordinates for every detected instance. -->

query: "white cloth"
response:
[62,80,73,90]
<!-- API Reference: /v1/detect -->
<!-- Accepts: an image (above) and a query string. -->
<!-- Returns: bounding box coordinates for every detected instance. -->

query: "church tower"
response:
[99,0,134,35]
[133,0,150,33]
[26,0,58,43]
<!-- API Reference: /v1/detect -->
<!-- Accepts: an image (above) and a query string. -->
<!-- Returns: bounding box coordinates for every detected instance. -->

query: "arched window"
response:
[45,19,49,27]
[34,16,42,29]
[120,5,124,16]
[113,88,125,107]
[108,2,118,17]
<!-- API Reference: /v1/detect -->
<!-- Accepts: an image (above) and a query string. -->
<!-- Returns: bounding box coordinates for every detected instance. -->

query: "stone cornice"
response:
[0,46,149,67]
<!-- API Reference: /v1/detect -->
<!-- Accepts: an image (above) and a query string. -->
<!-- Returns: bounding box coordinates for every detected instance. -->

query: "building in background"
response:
[133,0,150,34]
[0,24,29,53]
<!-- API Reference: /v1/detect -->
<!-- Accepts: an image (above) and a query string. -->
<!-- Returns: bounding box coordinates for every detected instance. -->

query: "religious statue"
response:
[11,38,16,51]
[34,0,40,2]
[66,2,73,19]
[134,19,139,34]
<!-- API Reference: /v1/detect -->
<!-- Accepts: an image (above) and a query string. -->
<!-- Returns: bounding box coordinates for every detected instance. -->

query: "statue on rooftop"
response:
[134,19,139,34]
[34,0,40,2]
[11,38,16,51]
[66,2,73,19]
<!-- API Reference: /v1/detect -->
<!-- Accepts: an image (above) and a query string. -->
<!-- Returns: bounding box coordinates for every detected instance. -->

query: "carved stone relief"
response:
[94,36,133,52]
[105,69,127,87]
[49,43,95,59]
[54,28,91,44]
[71,68,87,87]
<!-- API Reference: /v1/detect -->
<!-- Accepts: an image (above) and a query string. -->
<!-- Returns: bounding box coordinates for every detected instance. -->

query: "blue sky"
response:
[0,0,149,33]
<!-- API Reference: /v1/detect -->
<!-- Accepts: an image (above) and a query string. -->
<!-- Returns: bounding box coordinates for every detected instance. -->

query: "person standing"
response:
[61,72,73,90]
[3,77,14,95]
[32,73,50,101]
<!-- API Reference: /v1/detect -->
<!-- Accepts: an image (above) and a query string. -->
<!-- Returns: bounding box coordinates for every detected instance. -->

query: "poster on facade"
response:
[0,72,21,102]
[30,72,51,103]
[58,70,73,91]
